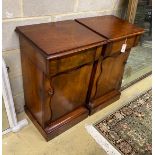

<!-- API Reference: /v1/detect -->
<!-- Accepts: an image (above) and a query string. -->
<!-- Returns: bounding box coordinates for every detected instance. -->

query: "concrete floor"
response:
[2,76,152,155]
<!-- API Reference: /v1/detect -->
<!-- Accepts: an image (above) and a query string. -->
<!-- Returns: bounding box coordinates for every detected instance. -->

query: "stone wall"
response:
[2,0,128,113]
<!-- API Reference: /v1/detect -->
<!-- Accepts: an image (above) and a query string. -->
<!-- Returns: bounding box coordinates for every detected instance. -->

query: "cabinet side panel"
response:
[19,35,47,74]
[20,38,44,127]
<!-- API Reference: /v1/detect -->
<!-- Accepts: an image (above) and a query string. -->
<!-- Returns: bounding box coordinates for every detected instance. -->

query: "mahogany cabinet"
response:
[76,15,144,114]
[16,16,144,141]
[16,20,106,141]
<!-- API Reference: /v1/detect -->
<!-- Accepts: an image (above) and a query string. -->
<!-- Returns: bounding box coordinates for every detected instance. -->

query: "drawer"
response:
[48,46,102,76]
[104,35,140,57]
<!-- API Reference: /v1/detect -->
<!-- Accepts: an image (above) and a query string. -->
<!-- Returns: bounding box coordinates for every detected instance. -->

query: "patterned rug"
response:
[87,89,152,155]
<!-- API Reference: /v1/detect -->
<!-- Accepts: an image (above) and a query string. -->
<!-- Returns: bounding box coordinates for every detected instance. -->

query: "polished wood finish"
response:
[76,15,144,41]
[48,47,102,76]
[25,105,88,141]
[90,90,121,114]
[16,20,106,141]
[76,15,144,114]
[104,36,139,57]
[90,51,130,100]
[16,16,144,140]
[16,20,105,56]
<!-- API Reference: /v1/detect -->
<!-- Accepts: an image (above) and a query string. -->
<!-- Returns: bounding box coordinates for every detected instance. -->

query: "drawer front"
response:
[49,47,102,76]
[104,36,139,57]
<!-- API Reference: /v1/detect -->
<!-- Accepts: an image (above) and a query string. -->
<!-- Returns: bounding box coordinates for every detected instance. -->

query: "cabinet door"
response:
[45,64,93,122]
[91,51,130,100]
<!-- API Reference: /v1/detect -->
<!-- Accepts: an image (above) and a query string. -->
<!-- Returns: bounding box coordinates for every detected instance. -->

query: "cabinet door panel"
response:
[49,64,93,121]
[91,51,130,100]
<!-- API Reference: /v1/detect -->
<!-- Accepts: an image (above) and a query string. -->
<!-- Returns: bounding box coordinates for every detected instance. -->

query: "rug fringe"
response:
[85,124,121,155]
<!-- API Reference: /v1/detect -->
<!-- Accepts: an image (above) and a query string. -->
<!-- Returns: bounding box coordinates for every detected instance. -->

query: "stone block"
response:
[77,0,113,12]
[23,0,75,17]
[2,0,22,18]
[2,17,51,51]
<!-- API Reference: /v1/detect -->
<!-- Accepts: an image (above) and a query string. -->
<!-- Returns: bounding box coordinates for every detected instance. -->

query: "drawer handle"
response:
[48,88,54,96]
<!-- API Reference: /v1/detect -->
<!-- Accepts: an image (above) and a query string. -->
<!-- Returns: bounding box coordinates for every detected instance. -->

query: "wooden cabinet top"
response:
[76,15,144,41]
[16,20,106,57]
